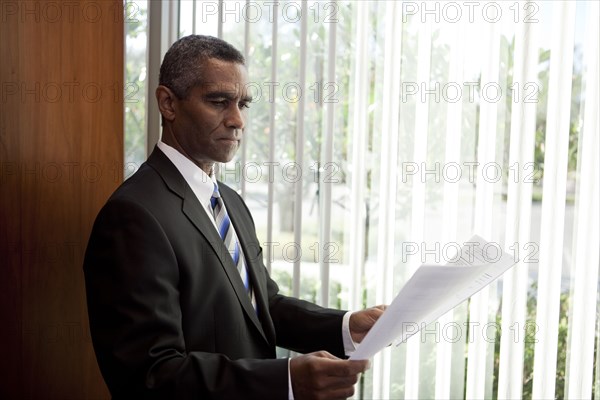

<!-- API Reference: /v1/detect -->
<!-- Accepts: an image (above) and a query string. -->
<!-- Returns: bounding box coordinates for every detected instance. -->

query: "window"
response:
[132,1,600,398]
[124,0,148,177]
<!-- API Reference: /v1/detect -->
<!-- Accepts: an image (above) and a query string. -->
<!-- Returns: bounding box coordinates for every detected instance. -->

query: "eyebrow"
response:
[203,91,253,103]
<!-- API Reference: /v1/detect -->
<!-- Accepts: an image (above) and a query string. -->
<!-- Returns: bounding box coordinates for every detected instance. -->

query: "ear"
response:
[156,85,178,123]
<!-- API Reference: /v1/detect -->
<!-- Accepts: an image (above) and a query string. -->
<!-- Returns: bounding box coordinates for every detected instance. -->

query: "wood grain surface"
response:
[1,1,124,398]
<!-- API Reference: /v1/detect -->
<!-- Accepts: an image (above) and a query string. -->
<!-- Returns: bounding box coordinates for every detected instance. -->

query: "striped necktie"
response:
[210,183,254,305]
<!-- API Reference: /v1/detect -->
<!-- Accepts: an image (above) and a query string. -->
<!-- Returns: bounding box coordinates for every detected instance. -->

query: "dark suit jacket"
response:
[84,148,346,399]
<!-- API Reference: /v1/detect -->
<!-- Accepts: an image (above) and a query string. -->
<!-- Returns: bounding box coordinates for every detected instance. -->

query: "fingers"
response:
[369,305,387,317]
[349,305,388,343]
[304,352,369,377]
[324,359,370,377]
[290,352,370,400]
[311,350,339,360]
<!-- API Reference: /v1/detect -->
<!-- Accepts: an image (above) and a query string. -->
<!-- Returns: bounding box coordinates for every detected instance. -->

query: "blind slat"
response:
[192,0,196,34]
[239,1,250,200]
[347,1,369,312]
[319,0,338,308]
[497,5,539,398]
[372,2,403,398]
[217,0,223,38]
[466,18,501,400]
[565,2,600,397]
[404,19,432,400]
[435,20,465,400]
[292,2,308,298]
[265,3,278,274]
[531,2,576,398]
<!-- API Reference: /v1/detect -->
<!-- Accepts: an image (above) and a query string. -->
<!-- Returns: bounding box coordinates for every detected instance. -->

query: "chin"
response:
[223,150,239,163]
[218,155,237,164]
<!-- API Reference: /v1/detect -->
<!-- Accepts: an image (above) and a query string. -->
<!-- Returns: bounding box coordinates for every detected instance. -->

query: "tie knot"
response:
[210,183,221,210]
[212,182,221,198]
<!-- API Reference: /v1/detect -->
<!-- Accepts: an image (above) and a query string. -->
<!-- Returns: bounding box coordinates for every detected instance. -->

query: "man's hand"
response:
[349,305,387,343]
[290,351,369,400]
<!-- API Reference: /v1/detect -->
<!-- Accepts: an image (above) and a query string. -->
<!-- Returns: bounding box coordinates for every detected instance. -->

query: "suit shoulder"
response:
[94,163,181,224]
[216,182,248,209]
[110,163,177,202]
[216,181,241,198]
[110,163,159,198]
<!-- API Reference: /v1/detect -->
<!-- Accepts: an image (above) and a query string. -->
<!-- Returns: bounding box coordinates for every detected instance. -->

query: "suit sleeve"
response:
[268,287,347,358]
[225,186,348,358]
[83,197,288,399]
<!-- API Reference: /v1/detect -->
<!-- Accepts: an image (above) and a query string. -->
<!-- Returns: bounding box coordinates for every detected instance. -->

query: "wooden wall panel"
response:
[0,1,123,398]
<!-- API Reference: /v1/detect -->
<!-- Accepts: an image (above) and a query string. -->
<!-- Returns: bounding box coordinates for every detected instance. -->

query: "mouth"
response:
[217,138,240,146]
[218,137,239,142]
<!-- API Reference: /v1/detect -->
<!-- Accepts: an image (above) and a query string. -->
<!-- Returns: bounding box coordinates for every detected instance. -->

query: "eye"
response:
[211,100,228,107]
[239,102,251,109]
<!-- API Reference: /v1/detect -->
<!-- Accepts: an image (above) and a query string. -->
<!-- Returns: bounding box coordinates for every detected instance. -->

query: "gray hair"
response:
[159,35,246,99]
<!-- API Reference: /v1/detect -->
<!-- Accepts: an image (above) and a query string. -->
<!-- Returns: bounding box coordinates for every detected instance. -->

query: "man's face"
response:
[169,58,251,171]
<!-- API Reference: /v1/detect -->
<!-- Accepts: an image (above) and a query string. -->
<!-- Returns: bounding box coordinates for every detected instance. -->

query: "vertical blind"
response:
[142,0,600,398]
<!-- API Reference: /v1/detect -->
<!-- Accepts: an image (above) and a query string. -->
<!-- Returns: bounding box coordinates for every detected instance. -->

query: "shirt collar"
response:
[156,141,216,207]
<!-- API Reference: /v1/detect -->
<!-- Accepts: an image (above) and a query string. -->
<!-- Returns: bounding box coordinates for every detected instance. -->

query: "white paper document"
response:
[350,235,517,360]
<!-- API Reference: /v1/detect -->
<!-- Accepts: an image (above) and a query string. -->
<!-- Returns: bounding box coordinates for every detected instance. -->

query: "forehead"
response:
[195,58,248,96]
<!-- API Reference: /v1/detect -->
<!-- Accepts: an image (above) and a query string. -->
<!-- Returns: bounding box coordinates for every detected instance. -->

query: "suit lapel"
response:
[181,188,269,343]
[146,148,270,345]
[222,189,276,345]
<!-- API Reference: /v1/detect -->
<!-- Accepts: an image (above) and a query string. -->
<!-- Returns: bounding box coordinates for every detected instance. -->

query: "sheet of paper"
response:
[350,235,517,360]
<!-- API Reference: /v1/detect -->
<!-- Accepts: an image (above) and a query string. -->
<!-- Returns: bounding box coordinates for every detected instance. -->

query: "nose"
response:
[224,104,245,131]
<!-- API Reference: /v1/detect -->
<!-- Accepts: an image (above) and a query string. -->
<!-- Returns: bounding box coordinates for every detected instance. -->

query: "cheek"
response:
[180,103,211,128]
[190,107,220,128]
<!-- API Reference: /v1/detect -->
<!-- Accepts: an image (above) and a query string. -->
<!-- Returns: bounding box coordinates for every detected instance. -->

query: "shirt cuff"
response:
[288,358,295,400]
[342,311,358,356]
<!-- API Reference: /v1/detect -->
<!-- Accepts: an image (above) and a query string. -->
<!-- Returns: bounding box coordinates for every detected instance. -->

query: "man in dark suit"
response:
[84,35,384,399]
